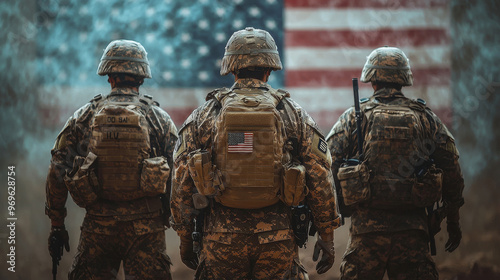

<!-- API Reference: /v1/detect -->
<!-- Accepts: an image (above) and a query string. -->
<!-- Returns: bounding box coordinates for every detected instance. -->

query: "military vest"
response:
[88,94,161,201]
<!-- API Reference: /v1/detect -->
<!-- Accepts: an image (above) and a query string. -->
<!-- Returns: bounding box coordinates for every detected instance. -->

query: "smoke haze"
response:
[0,0,499,279]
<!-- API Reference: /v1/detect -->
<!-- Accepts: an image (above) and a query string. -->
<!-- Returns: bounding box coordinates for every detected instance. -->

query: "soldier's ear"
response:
[263,69,271,82]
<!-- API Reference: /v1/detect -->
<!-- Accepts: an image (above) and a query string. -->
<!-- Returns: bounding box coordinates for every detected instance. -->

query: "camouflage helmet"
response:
[220,27,282,76]
[97,39,151,79]
[360,46,413,86]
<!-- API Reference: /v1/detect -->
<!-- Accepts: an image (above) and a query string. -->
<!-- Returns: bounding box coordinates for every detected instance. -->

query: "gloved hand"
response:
[445,221,461,252]
[312,234,335,274]
[48,225,70,260]
[180,235,198,270]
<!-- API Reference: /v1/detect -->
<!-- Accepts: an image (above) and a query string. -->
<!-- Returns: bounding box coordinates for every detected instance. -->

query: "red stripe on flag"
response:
[228,132,254,153]
[163,107,197,128]
[285,29,450,47]
[285,0,449,9]
[285,68,450,88]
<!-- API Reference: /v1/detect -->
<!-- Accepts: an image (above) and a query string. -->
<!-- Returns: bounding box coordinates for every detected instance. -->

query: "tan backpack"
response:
[88,95,169,201]
[212,88,288,209]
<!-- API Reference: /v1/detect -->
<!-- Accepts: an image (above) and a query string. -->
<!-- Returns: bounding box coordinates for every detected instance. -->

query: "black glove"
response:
[48,226,70,259]
[445,221,461,252]
[180,235,198,270]
[312,235,335,274]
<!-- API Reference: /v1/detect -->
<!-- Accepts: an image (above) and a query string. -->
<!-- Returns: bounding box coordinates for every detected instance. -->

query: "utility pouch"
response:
[64,152,99,208]
[412,164,443,207]
[187,149,224,196]
[140,156,170,196]
[337,160,370,206]
[282,162,308,207]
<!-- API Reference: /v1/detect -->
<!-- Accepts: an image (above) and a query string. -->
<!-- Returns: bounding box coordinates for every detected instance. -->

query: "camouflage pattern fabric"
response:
[195,232,306,280]
[360,46,413,86]
[45,86,177,277]
[97,40,152,78]
[69,223,171,280]
[326,87,465,235]
[340,230,438,280]
[171,78,339,277]
[327,87,464,279]
[220,27,282,76]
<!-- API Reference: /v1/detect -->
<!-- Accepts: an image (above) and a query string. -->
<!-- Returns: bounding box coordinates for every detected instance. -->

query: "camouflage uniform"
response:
[172,28,338,279]
[326,47,465,280]
[171,78,339,279]
[45,40,177,280]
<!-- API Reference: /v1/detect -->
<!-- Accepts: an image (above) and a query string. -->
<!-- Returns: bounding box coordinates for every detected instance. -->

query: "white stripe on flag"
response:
[285,8,450,30]
[285,46,450,70]
[286,86,452,111]
[228,132,254,153]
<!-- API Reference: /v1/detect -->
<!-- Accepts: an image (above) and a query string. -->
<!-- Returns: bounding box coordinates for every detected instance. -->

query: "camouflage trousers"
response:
[195,231,308,280]
[340,230,438,280]
[68,224,172,280]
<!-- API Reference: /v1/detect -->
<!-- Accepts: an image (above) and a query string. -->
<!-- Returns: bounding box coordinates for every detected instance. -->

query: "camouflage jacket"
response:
[45,87,178,234]
[326,87,465,235]
[171,78,339,240]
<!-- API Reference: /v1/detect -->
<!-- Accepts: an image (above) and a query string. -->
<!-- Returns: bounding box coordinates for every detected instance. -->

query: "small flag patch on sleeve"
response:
[228,132,253,153]
[318,138,328,154]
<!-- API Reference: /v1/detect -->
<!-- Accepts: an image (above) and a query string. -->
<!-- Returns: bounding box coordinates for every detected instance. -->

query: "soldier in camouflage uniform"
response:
[326,46,465,280]
[171,27,340,279]
[45,40,177,280]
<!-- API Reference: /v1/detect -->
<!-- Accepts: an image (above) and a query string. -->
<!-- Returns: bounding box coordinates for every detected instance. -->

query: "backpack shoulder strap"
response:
[267,88,289,108]
[408,98,427,112]
[360,96,380,122]
[206,87,231,102]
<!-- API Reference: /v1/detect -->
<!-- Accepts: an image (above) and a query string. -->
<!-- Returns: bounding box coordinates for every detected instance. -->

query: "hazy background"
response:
[1,0,499,279]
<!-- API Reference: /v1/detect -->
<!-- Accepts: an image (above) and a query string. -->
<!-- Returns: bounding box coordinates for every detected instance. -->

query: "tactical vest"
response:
[212,88,288,209]
[362,99,433,208]
[89,95,154,201]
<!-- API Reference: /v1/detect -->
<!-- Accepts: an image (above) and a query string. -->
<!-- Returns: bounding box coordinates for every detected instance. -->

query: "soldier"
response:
[326,46,465,280]
[45,39,177,279]
[170,27,340,279]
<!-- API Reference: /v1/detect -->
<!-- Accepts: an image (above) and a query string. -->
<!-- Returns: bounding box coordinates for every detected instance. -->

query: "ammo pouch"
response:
[337,161,370,206]
[282,162,308,207]
[187,149,225,197]
[140,156,171,196]
[64,152,99,208]
[412,164,443,207]
[369,165,443,209]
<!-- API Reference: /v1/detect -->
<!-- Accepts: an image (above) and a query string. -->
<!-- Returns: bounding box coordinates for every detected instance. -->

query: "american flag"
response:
[228,132,254,153]
[36,0,451,134]
[284,0,451,132]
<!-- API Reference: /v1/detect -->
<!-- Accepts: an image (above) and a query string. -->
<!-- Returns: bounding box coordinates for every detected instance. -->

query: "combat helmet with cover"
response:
[220,27,282,76]
[97,39,152,79]
[360,46,413,86]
